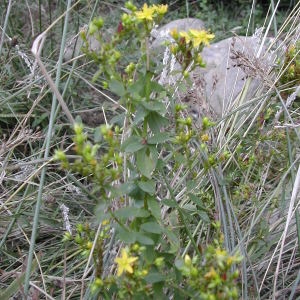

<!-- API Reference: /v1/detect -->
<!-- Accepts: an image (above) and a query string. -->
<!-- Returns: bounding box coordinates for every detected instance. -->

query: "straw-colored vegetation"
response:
[0,1,299,299]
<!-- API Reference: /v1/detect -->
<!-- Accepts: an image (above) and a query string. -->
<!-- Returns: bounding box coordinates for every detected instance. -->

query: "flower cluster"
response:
[178,29,215,48]
[91,244,159,298]
[169,28,214,71]
[135,3,168,21]
[176,222,242,300]
[120,2,167,34]
[174,104,194,145]
[279,41,300,89]
[54,123,123,193]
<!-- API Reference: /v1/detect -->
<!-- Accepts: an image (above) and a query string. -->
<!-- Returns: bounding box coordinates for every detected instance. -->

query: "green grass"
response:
[0,0,299,299]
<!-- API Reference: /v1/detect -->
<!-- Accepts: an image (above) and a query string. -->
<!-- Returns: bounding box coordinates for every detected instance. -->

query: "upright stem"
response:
[0,0,13,57]
[145,36,150,71]
[23,0,73,296]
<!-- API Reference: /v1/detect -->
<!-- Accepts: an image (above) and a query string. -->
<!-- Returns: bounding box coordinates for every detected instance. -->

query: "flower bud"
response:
[186,116,192,126]
[88,23,98,35]
[94,278,103,287]
[74,123,83,135]
[184,254,192,267]
[93,17,104,29]
[183,70,189,78]
[62,232,72,242]
[76,223,84,233]
[125,1,137,11]
[54,150,66,161]
[154,257,164,267]
[86,241,93,250]
[190,267,198,277]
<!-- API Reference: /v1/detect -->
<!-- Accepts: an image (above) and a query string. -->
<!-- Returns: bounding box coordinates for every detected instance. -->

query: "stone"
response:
[157,36,273,122]
[151,18,275,121]
[63,27,101,62]
[191,35,271,117]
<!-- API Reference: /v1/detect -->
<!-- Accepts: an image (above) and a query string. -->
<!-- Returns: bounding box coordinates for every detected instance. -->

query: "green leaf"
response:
[136,147,158,179]
[145,272,166,284]
[186,180,197,190]
[164,228,180,253]
[153,282,168,299]
[175,258,184,270]
[117,227,136,243]
[94,126,103,143]
[143,246,156,263]
[144,71,152,100]
[141,222,162,234]
[174,153,186,164]
[148,197,161,220]
[150,81,165,93]
[198,211,210,223]
[128,185,145,203]
[110,112,125,126]
[135,232,154,245]
[95,202,109,220]
[189,194,209,211]
[115,207,150,219]
[133,106,148,125]
[112,182,136,196]
[162,199,178,207]
[147,132,171,144]
[146,112,169,134]
[182,204,197,212]
[109,79,126,97]
[137,180,156,195]
[121,136,145,153]
[128,76,146,97]
[142,100,166,114]
[32,112,48,127]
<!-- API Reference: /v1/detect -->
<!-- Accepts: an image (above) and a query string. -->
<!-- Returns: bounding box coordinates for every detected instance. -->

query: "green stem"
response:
[144,193,148,210]
[23,0,73,296]
[162,172,201,256]
[0,0,12,57]
[146,36,149,71]
[143,118,147,137]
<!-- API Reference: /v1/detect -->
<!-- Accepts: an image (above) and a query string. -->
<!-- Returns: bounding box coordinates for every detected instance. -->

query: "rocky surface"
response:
[191,35,271,117]
[152,19,274,122]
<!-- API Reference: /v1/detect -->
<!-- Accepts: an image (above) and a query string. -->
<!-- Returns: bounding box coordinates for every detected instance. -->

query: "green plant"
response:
[54,2,242,298]
[1,1,299,299]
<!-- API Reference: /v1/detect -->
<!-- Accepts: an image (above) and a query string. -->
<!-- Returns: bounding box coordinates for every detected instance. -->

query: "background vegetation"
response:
[0,0,299,299]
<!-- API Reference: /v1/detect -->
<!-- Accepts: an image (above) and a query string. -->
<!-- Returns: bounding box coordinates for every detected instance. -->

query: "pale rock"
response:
[195,36,271,117]
[152,19,274,119]
[63,28,101,62]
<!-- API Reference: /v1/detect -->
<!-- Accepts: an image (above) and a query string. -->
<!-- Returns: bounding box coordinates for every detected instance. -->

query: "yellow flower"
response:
[154,4,168,15]
[188,29,215,47]
[179,31,191,44]
[101,219,109,226]
[135,3,156,21]
[204,267,217,280]
[170,28,179,39]
[135,4,168,22]
[215,248,227,258]
[115,248,138,276]
[201,133,210,142]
